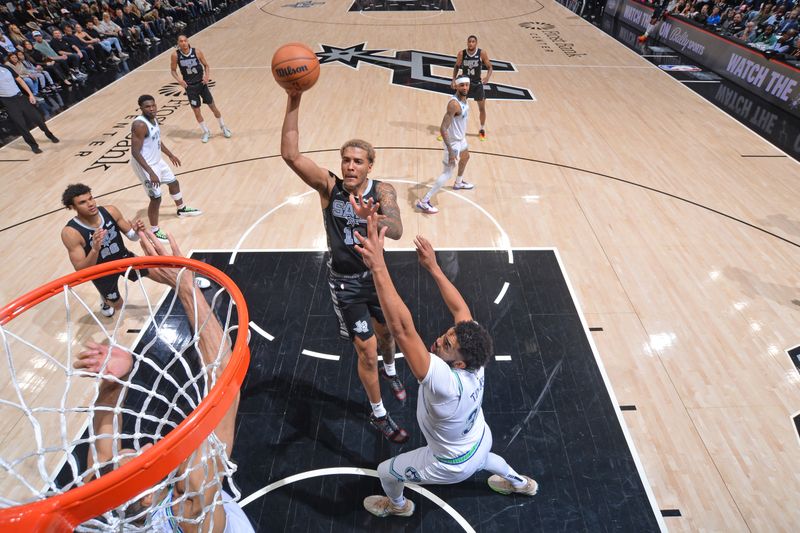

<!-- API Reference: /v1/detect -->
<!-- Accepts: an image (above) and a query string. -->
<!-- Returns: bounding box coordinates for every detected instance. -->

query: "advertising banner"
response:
[607,0,800,118]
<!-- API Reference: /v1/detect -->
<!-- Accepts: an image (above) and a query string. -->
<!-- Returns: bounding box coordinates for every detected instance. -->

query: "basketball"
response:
[271,43,320,92]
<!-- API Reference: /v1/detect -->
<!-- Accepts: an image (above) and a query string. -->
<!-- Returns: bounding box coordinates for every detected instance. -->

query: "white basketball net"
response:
[0,265,244,531]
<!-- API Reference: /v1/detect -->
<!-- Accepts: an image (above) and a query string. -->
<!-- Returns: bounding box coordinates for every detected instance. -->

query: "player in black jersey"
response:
[281,89,409,444]
[170,35,231,143]
[60,183,146,318]
[451,35,492,141]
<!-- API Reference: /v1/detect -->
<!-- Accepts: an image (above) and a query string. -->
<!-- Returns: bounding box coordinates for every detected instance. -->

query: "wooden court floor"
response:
[1,0,799,530]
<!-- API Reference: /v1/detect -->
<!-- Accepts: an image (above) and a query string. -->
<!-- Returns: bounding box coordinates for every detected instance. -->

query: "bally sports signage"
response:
[606,0,800,118]
[316,43,534,101]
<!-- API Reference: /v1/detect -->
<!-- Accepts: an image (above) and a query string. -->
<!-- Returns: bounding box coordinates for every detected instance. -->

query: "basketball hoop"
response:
[0,256,250,531]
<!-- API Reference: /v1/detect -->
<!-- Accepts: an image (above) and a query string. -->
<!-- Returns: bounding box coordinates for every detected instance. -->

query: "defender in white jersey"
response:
[131,94,202,243]
[76,231,254,532]
[350,211,538,519]
[417,76,475,215]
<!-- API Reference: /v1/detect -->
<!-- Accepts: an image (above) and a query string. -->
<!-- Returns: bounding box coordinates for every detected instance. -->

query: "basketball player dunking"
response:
[280,89,410,443]
[170,34,232,143]
[417,76,474,214]
[130,94,203,243]
[452,35,492,141]
[351,213,539,518]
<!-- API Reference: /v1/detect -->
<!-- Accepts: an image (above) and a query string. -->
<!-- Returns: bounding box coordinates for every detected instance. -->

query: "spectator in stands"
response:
[737,20,759,41]
[707,5,722,24]
[5,49,40,94]
[753,23,779,48]
[75,22,126,62]
[771,28,797,53]
[62,24,106,72]
[22,39,73,86]
[15,48,62,100]
[765,4,785,25]
[48,28,89,72]
[32,29,83,78]
[777,8,798,33]
[1,30,16,53]
[84,20,128,58]
[6,23,29,47]
[722,12,745,33]
[695,3,710,23]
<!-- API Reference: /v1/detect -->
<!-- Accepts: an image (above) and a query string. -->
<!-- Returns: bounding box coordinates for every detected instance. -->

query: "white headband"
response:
[455,76,470,84]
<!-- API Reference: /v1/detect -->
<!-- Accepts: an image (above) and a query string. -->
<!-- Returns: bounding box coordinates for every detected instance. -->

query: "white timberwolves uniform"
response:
[130,116,177,199]
[386,353,493,485]
[442,95,469,167]
[148,488,254,533]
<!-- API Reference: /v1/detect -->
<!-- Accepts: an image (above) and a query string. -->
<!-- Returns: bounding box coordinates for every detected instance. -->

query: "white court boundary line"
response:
[238,466,475,533]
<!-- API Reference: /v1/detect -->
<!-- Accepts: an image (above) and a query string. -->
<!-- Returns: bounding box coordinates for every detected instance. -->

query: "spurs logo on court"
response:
[353,320,369,334]
[316,43,534,101]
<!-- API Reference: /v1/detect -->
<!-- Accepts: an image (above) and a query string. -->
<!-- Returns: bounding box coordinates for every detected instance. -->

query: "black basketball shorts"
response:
[328,269,386,341]
[467,82,485,101]
[92,254,149,303]
[186,83,214,108]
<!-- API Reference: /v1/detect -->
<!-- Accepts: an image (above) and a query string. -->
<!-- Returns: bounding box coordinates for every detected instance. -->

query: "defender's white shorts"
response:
[442,139,468,168]
[132,159,177,199]
[384,425,493,486]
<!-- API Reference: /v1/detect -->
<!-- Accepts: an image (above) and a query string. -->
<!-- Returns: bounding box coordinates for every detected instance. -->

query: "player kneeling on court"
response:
[350,201,538,518]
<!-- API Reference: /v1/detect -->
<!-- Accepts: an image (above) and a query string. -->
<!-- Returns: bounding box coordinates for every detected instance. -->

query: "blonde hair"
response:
[340,139,375,164]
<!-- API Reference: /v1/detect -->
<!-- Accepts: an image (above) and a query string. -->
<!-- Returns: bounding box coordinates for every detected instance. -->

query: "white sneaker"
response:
[100,302,115,317]
[201,131,210,143]
[453,180,475,190]
[415,199,439,214]
[221,126,232,138]
[487,475,538,496]
[363,496,415,517]
[195,277,211,289]
[119,52,130,59]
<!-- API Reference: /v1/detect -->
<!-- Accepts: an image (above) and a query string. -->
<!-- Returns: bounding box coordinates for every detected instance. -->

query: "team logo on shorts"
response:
[353,320,369,334]
[404,467,421,482]
[316,43,534,101]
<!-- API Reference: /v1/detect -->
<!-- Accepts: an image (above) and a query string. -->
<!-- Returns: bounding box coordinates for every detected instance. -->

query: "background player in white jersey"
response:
[351,211,538,518]
[170,34,232,143]
[131,94,202,243]
[75,230,254,532]
[417,76,474,215]
[451,35,492,141]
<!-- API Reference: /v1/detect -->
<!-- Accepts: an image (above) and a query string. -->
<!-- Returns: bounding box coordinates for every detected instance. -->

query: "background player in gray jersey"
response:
[352,212,538,518]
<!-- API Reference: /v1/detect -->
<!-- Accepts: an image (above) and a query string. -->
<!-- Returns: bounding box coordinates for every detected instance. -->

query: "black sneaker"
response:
[380,368,407,402]
[46,133,59,143]
[369,413,409,444]
[31,145,43,154]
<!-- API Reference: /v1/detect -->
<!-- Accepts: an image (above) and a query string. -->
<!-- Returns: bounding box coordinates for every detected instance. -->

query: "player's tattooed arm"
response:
[376,182,403,240]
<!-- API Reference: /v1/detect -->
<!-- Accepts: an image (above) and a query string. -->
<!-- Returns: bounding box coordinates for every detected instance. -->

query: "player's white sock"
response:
[383,362,396,376]
[390,496,407,508]
[371,400,387,418]
[199,122,210,133]
[218,117,226,128]
[480,124,485,131]
[151,225,159,233]
[456,175,464,185]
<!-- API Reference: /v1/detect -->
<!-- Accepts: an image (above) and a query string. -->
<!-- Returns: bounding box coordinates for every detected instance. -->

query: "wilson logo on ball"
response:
[276,65,309,77]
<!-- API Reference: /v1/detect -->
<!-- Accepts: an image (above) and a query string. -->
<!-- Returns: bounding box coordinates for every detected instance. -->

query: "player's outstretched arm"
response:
[415,235,472,324]
[281,91,333,196]
[355,216,430,380]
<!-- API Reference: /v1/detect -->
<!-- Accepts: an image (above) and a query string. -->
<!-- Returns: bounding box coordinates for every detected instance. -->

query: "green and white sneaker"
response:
[177,206,203,217]
[201,131,210,143]
[152,228,169,244]
[222,126,232,138]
